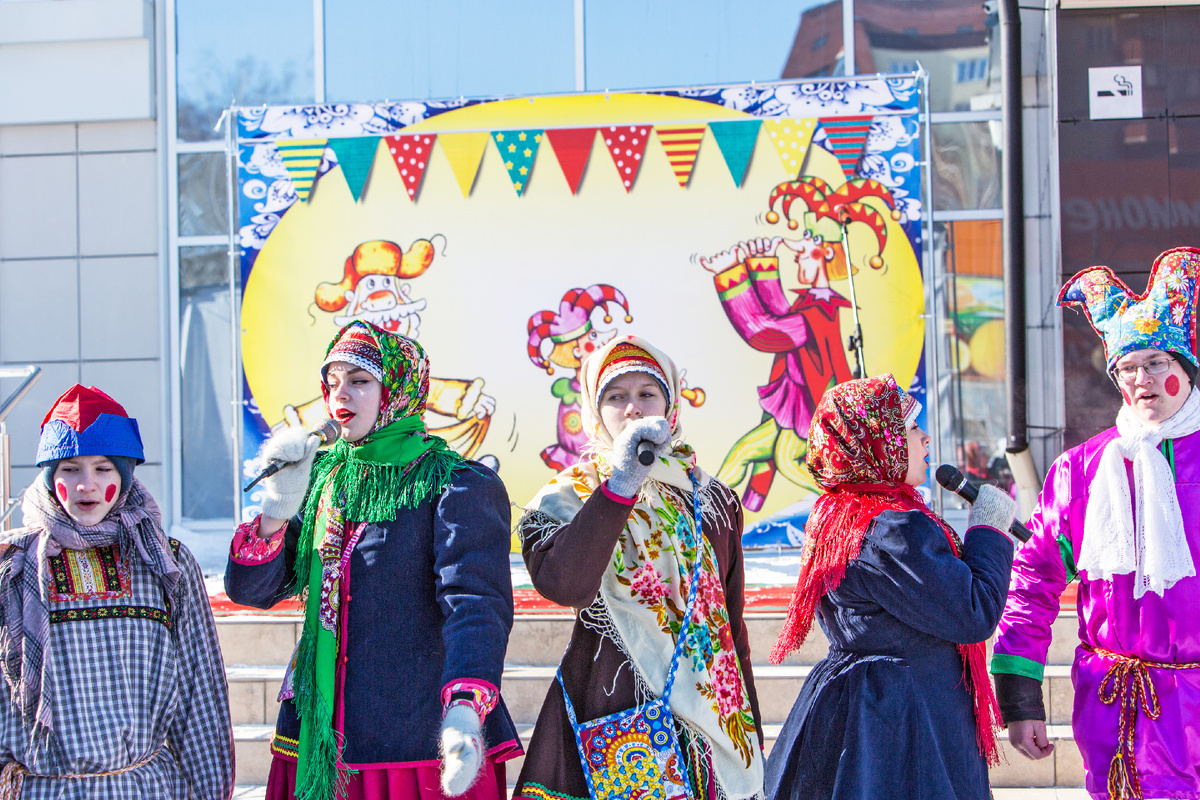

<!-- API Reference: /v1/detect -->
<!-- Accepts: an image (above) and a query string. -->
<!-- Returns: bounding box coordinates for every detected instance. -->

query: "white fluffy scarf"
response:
[1078,387,1200,597]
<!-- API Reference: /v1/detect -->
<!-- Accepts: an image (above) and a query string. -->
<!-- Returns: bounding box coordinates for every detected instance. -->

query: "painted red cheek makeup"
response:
[1120,385,1133,404]
[1165,375,1181,397]
[55,483,68,503]
[104,484,117,502]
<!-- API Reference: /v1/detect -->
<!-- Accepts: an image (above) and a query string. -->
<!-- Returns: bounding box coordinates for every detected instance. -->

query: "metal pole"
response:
[1001,0,1028,454]
[841,219,867,379]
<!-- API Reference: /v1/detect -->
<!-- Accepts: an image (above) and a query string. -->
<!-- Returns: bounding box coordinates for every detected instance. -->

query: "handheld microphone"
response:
[933,464,1032,543]
[243,418,341,493]
[636,440,656,466]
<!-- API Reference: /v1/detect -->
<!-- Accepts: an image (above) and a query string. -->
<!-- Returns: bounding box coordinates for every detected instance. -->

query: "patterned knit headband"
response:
[595,342,671,406]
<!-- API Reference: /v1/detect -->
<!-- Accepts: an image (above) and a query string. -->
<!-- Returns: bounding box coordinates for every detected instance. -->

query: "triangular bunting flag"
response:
[763,119,816,180]
[275,138,328,202]
[546,128,597,195]
[493,129,543,196]
[328,137,379,202]
[386,133,436,201]
[708,119,761,188]
[439,132,490,198]
[655,125,706,188]
[602,125,651,192]
[820,115,874,178]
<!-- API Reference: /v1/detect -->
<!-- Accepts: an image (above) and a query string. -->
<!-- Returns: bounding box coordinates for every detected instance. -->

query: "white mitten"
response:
[968,484,1018,540]
[607,417,672,498]
[440,704,484,796]
[257,426,320,520]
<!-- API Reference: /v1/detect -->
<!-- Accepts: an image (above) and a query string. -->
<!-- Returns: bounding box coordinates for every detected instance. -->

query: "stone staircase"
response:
[219,606,1087,795]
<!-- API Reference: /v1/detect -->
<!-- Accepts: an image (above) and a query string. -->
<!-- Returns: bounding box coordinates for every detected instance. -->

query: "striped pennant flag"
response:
[820,115,874,178]
[439,132,490,198]
[546,128,598,195]
[763,119,816,180]
[327,137,379,202]
[493,129,543,196]
[708,119,761,187]
[655,124,706,188]
[275,138,328,202]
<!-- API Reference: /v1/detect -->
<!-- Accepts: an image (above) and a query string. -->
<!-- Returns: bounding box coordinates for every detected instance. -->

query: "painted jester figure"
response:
[992,247,1200,799]
[226,320,521,800]
[0,386,233,799]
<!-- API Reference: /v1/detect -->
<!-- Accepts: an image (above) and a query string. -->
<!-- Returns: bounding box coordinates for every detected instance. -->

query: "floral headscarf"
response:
[527,335,764,800]
[770,374,1001,765]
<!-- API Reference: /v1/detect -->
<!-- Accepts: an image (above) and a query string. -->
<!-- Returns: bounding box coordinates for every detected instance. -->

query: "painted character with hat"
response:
[281,238,497,460]
[0,386,233,798]
[700,177,898,511]
[992,247,1200,799]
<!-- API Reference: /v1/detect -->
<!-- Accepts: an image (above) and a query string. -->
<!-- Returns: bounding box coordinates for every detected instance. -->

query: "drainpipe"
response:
[1000,0,1041,517]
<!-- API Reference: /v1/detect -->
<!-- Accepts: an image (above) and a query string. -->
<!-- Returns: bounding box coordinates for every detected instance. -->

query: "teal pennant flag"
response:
[708,120,761,188]
[493,130,543,196]
[327,137,379,202]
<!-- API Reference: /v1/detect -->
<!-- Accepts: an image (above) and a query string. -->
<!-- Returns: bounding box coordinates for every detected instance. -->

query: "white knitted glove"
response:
[968,484,1018,540]
[257,426,320,520]
[440,704,484,796]
[606,417,672,498]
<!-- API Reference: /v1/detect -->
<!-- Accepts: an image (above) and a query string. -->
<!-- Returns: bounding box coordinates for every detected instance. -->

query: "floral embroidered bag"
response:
[558,474,703,800]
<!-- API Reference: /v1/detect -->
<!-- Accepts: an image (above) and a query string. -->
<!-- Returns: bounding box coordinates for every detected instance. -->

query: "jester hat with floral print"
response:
[1058,247,1200,370]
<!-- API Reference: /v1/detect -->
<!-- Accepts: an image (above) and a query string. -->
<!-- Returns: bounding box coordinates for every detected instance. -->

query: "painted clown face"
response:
[780,233,831,286]
[333,274,427,337]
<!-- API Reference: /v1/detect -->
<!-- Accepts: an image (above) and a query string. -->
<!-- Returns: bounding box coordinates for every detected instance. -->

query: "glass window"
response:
[325,0,574,101]
[178,153,229,237]
[588,0,814,89]
[176,0,315,142]
[180,246,234,521]
[931,121,1001,211]
[856,0,999,112]
[930,220,1011,506]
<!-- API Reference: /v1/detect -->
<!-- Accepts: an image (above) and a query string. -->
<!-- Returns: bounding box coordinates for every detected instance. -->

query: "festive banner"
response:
[655,124,706,188]
[820,115,874,178]
[275,138,328,202]
[709,119,761,188]
[385,133,435,201]
[328,137,379,202]
[235,78,926,550]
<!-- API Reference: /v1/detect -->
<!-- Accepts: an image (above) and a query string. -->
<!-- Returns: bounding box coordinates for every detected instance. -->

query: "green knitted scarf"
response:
[289,414,462,800]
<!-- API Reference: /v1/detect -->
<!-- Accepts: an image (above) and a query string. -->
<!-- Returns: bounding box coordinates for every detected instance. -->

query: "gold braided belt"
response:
[1083,644,1200,800]
[0,746,163,800]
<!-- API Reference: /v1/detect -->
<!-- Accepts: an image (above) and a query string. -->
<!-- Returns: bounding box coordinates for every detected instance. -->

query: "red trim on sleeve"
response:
[229,517,286,565]
[600,481,637,505]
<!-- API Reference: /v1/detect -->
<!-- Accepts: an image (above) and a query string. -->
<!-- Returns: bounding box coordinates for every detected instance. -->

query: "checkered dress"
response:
[0,537,234,799]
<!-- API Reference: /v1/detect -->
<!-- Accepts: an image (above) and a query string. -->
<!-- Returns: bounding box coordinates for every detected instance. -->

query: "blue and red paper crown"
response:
[1058,247,1200,371]
[35,385,144,467]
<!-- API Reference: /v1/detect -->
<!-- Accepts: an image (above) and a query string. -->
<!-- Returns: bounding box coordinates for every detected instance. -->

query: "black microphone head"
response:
[312,417,341,445]
[934,463,963,490]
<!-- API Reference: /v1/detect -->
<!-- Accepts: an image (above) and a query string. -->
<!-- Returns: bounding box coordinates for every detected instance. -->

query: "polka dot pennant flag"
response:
[439,132,490,198]
[327,137,379,202]
[545,128,598,195]
[820,115,874,178]
[602,125,651,192]
[493,129,543,196]
[764,119,816,180]
[708,119,762,188]
[275,138,329,202]
[386,133,435,201]
[655,124,706,188]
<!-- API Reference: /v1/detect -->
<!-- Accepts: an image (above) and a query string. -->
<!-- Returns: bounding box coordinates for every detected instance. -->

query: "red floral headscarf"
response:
[771,374,1001,765]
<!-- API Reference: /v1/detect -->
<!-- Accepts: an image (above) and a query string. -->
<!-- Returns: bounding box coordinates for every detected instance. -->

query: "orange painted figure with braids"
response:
[700,177,898,511]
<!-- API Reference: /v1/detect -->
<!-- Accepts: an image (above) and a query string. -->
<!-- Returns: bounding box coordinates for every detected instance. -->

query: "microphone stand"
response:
[840,216,867,379]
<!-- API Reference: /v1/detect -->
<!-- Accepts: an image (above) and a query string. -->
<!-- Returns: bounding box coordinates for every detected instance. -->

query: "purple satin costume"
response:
[993,426,1200,799]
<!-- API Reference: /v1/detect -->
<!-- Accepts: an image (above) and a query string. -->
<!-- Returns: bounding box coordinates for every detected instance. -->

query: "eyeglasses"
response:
[1112,358,1173,382]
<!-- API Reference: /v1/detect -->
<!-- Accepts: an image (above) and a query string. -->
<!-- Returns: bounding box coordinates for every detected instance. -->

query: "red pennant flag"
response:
[385,133,436,201]
[546,128,598,195]
[602,125,651,192]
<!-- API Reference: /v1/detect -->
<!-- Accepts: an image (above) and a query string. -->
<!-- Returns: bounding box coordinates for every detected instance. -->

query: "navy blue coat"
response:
[764,510,1013,800]
[224,462,520,766]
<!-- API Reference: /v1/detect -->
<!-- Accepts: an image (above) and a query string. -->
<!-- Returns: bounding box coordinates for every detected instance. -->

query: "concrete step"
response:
[232,722,1086,790]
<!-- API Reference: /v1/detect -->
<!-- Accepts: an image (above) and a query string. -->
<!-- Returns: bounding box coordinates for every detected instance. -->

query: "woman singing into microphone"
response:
[765,374,1017,800]
[512,335,764,800]
[225,320,521,800]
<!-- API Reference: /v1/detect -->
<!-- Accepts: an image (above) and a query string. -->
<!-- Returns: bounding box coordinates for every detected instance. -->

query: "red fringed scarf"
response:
[768,375,1002,766]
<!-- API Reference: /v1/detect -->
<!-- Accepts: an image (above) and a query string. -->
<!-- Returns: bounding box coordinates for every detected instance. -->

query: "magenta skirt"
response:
[265,756,508,800]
